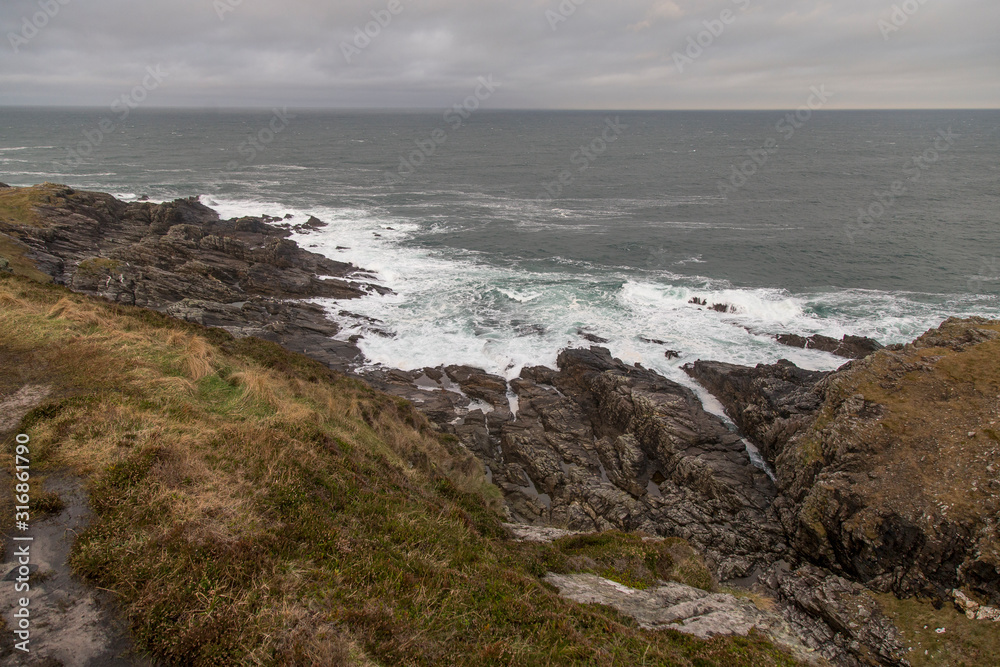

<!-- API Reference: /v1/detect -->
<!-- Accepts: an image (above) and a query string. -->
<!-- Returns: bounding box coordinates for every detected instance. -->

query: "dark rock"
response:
[690,319,1000,607]
[664,350,681,360]
[711,303,734,313]
[0,183,10,189]
[640,337,666,345]
[473,348,785,579]
[684,360,829,465]
[444,366,509,408]
[0,183,385,372]
[577,330,610,344]
[294,215,328,233]
[764,563,911,667]
[689,297,707,306]
[776,333,884,360]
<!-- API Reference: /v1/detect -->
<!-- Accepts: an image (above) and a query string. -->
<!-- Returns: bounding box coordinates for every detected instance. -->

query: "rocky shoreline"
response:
[3,183,998,666]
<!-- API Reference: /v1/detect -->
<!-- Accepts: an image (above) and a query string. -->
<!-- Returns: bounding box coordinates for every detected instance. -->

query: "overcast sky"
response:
[1,0,998,109]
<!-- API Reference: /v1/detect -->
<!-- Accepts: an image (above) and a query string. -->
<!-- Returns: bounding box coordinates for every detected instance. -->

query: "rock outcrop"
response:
[775,334,884,360]
[689,318,1000,608]
[543,572,820,662]
[373,348,787,582]
[685,359,831,465]
[0,183,386,371]
[764,563,911,667]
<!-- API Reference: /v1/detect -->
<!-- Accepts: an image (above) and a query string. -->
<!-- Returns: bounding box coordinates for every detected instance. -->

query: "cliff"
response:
[0,185,799,665]
[4,183,999,666]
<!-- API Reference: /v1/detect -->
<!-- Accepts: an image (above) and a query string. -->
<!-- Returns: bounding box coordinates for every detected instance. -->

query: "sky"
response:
[1,0,998,110]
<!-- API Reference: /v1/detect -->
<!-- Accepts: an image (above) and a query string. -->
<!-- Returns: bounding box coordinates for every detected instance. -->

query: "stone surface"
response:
[0,184,388,371]
[543,572,821,664]
[775,334,884,360]
[764,563,911,667]
[952,589,1000,622]
[502,524,583,542]
[685,359,830,464]
[689,318,1000,607]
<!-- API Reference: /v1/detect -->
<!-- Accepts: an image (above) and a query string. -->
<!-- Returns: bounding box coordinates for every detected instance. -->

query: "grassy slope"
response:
[786,319,1000,666]
[0,273,798,667]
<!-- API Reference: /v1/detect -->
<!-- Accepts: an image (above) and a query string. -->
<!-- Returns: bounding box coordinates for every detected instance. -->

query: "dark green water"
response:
[2,107,998,381]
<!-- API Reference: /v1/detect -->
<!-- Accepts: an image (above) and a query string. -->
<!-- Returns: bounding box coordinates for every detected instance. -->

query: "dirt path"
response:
[1,474,152,666]
[1,383,152,666]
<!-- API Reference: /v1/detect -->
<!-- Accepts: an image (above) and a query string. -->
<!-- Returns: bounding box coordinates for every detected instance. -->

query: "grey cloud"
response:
[0,0,997,108]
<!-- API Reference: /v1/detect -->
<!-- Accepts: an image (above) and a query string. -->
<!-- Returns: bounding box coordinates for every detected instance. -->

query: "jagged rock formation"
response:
[775,333,884,360]
[688,319,1000,609]
[372,348,787,582]
[684,359,830,465]
[0,183,386,371]
[764,563,910,667]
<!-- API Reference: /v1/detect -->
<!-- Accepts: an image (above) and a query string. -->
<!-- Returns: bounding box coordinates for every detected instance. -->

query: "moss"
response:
[0,185,46,227]
[795,435,824,467]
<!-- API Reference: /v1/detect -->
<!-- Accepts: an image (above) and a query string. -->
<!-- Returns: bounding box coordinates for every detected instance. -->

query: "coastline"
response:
[3,182,1000,666]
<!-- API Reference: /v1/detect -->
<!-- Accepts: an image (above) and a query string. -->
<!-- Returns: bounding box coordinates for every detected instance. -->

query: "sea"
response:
[2,107,999,395]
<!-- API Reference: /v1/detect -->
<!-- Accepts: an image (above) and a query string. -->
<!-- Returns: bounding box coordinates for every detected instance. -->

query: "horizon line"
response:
[1,104,998,113]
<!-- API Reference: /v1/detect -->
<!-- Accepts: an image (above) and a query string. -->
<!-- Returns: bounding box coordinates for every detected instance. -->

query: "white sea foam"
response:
[198,196,1000,395]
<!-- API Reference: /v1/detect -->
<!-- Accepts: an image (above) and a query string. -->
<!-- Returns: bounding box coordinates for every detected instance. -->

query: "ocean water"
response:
[2,107,999,390]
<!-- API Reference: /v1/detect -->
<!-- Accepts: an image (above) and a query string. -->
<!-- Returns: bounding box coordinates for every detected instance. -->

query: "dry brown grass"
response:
[166,332,215,381]
[805,319,1000,519]
[0,273,799,667]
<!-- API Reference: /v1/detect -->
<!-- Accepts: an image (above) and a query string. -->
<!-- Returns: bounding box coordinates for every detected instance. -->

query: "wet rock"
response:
[577,330,609,344]
[776,333,884,360]
[684,359,829,464]
[293,215,328,233]
[444,366,509,408]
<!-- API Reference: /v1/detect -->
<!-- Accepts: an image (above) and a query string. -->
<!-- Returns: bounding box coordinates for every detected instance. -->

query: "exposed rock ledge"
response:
[372,347,786,582]
[0,183,387,372]
[686,318,1000,609]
